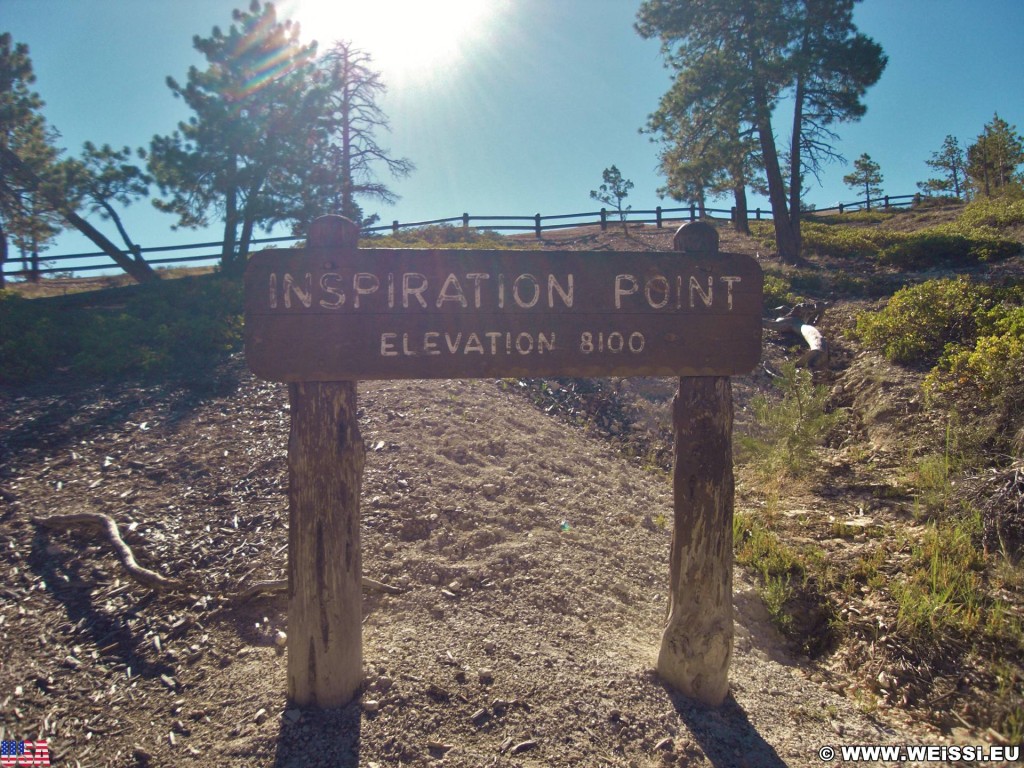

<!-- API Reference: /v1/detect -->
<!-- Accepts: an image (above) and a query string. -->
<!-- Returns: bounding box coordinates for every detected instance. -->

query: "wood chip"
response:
[511,739,537,754]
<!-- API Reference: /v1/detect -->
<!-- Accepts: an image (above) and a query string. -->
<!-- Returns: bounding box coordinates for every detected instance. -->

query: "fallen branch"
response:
[233,575,403,603]
[31,512,182,591]
[763,300,830,369]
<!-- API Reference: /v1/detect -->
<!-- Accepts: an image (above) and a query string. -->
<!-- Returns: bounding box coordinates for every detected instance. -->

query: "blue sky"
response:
[4,0,1024,266]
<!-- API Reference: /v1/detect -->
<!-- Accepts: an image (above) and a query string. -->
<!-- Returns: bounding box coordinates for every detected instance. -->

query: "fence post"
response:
[866,197,872,212]
[883,195,890,210]
[392,220,399,235]
[689,203,696,221]
[730,207,737,223]
[534,213,542,239]
[755,208,761,221]
[287,215,365,708]
[838,204,844,215]
[658,220,733,707]
[600,208,607,231]
[656,206,663,228]
[462,212,470,230]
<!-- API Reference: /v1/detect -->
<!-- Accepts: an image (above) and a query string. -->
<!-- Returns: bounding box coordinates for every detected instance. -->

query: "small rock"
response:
[470,708,488,724]
[427,683,450,700]
[478,668,494,684]
[376,675,394,693]
[483,640,496,654]
[254,708,268,725]
[383,542,397,556]
[655,737,674,751]
[491,698,510,714]
[481,484,499,497]
[511,740,537,755]
[160,674,177,690]
[362,699,380,713]
[447,579,462,592]
[274,630,288,648]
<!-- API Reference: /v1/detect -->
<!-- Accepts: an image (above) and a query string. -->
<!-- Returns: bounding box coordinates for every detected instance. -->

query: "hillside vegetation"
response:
[2,196,1024,761]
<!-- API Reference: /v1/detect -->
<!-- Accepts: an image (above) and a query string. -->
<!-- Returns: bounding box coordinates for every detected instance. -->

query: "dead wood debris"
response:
[764,300,830,369]
[31,512,183,591]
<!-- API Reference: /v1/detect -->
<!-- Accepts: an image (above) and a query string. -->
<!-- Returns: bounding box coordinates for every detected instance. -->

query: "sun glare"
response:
[283,0,506,86]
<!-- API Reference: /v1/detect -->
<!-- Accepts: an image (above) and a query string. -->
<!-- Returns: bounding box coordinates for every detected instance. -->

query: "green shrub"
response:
[0,292,74,384]
[957,194,1024,231]
[878,229,1020,268]
[800,221,902,259]
[738,362,845,480]
[762,273,799,311]
[854,277,998,365]
[927,312,1024,399]
[365,223,515,249]
[0,275,243,386]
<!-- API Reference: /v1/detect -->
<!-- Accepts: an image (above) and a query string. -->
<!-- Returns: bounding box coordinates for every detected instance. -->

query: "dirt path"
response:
[0,360,948,767]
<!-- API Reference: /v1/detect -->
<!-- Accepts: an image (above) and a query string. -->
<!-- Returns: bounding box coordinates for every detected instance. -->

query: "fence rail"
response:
[4,193,921,279]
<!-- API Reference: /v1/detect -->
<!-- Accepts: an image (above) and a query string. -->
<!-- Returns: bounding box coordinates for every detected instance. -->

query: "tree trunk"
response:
[0,146,159,283]
[286,215,364,709]
[789,71,805,253]
[0,220,7,288]
[222,153,239,266]
[731,183,750,235]
[753,93,800,264]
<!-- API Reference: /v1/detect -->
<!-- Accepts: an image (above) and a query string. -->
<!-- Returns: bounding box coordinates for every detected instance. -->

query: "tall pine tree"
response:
[919,135,966,199]
[637,0,885,263]
[966,114,1024,198]
[149,1,318,271]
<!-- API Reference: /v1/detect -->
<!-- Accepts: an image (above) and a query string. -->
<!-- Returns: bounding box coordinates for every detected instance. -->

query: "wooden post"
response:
[287,215,365,708]
[656,206,663,228]
[600,208,608,231]
[462,212,470,230]
[657,221,734,707]
[534,213,542,239]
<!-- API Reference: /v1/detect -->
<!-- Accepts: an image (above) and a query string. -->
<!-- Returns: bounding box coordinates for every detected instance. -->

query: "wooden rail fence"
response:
[4,194,919,280]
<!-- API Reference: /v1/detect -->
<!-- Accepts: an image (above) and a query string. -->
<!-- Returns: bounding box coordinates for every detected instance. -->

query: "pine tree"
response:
[843,152,883,206]
[590,166,634,232]
[637,0,886,263]
[919,135,966,199]
[966,114,1024,198]
[0,33,62,285]
[288,41,414,231]
[1,34,158,283]
[149,1,318,271]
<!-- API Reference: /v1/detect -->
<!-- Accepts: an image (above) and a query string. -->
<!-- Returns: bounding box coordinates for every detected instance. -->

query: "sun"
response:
[283,0,507,86]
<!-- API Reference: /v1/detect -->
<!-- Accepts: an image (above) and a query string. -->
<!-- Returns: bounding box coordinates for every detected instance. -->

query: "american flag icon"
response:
[0,741,50,767]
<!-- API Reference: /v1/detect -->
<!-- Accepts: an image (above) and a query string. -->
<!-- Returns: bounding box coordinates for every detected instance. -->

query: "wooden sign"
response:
[244,247,763,381]
[248,218,754,711]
